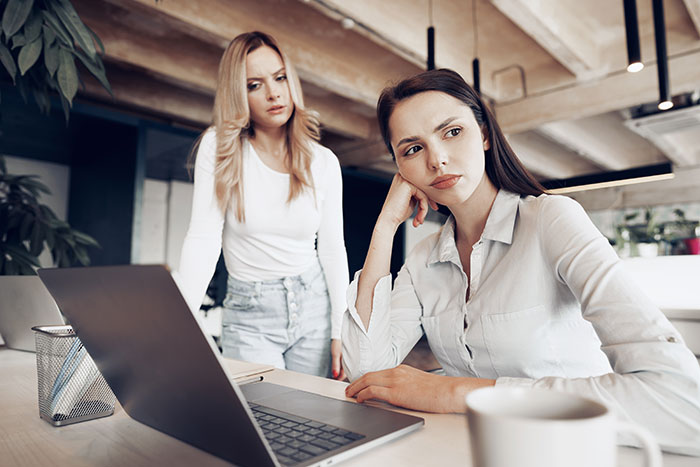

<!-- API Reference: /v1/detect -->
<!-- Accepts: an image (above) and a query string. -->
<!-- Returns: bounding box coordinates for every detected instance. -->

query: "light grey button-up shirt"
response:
[343,190,700,455]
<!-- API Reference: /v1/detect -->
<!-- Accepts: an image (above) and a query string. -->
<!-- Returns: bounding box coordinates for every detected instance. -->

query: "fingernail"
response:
[333,370,338,378]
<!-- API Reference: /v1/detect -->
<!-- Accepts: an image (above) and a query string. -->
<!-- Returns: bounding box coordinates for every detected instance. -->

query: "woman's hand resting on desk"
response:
[345,364,495,413]
[331,339,346,380]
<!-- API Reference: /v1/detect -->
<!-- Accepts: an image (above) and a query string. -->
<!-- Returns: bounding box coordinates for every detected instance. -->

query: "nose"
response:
[427,147,448,170]
[267,81,281,101]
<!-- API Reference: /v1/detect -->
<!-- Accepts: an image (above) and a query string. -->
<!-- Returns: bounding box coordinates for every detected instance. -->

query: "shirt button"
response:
[289,303,298,311]
[287,291,295,299]
[291,313,298,320]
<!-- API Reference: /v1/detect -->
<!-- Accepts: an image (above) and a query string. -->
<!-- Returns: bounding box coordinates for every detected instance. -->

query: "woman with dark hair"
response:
[342,69,700,455]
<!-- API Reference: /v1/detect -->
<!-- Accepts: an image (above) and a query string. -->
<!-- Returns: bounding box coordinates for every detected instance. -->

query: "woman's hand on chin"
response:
[344,364,495,413]
[378,174,438,230]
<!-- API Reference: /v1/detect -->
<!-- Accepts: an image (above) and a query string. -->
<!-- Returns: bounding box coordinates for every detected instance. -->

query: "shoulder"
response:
[195,127,218,166]
[528,193,588,224]
[309,141,341,178]
[310,141,340,166]
[511,192,586,223]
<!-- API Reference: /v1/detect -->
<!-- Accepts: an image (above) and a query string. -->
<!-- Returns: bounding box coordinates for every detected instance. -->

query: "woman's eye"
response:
[247,82,260,91]
[446,127,462,138]
[276,75,287,81]
[404,145,421,156]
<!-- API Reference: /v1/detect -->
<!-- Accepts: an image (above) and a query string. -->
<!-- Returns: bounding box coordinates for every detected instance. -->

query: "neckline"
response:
[247,139,290,176]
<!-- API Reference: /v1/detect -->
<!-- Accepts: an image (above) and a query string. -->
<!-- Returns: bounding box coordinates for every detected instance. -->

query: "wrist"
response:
[451,377,496,413]
[374,215,400,236]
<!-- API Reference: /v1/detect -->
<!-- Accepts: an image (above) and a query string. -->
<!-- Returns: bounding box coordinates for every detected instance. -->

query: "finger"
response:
[331,351,341,379]
[337,366,347,381]
[355,385,393,405]
[428,198,439,211]
[412,192,429,227]
[346,369,393,397]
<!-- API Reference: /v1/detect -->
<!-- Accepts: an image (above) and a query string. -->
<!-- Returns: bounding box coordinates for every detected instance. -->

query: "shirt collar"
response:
[481,190,520,245]
[426,190,520,266]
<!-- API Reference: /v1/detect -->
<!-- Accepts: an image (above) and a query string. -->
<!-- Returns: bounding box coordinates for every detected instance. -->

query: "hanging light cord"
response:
[472,0,478,58]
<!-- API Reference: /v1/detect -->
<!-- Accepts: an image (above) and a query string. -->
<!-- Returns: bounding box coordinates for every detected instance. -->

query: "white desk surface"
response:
[1,347,697,467]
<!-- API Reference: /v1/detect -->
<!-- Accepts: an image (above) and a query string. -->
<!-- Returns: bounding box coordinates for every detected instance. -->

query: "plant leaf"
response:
[44,41,59,76]
[86,24,104,55]
[56,47,77,103]
[50,0,95,59]
[42,23,56,47]
[0,42,16,83]
[1,0,34,38]
[18,36,42,75]
[23,10,42,43]
[11,31,26,49]
[41,9,73,50]
[4,243,41,268]
[73,47,112,96]
[72,230,99,247]
[29,220,44,257]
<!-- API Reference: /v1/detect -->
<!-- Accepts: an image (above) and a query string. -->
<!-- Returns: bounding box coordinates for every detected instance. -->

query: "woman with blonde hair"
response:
[177,31,348,379]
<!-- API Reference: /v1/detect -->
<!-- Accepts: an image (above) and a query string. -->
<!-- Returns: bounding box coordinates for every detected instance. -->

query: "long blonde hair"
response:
[207,31,320,221]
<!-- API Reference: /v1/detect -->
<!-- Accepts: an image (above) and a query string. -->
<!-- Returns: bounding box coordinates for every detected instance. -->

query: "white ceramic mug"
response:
[465,386,662,467]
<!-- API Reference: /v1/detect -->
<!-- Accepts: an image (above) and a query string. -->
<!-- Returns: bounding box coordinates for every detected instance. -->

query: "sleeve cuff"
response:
[345,269,393,337]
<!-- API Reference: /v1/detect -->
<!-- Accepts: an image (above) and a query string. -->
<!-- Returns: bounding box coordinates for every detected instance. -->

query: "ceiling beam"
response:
[110,0,422,108]
[506,132,602,179]
[490,0,601,78]
[75,0,374,139]
[494,50,700,133]
[538,113,666,171]
[683,0,700,36]
[80,63,214,127]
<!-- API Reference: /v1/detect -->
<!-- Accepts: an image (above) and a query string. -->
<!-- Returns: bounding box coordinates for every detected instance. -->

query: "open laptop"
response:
[38,265,423,467]
[0,276,65,352]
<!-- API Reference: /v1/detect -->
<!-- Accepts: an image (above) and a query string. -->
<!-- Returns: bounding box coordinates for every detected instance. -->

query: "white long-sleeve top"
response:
[342,189,700,455]
[177,130,349,338]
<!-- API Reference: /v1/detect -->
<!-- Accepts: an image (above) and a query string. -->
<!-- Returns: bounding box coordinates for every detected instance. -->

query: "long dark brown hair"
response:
[377,69,544,197]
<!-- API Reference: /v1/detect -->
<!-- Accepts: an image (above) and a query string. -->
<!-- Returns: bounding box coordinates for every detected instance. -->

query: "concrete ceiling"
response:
[73,0,700,180]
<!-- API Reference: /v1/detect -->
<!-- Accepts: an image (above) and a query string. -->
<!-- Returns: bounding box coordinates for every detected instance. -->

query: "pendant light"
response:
[652,0,673,110]
[623,0,644,72]
[427,0,435,70]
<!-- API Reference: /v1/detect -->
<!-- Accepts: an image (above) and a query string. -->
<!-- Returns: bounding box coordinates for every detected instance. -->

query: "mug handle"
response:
[616,421,663,467]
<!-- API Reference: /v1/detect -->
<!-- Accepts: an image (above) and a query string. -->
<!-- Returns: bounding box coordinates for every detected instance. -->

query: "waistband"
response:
[227,256,323,292]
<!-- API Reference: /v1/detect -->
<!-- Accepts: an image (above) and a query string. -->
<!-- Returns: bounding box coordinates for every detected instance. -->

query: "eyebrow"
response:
[395,117,459,148]
[247,67,286,81]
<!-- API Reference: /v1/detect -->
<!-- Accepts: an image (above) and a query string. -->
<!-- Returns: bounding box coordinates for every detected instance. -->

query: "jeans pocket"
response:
[223,289,255,311]
[308,273,329,297]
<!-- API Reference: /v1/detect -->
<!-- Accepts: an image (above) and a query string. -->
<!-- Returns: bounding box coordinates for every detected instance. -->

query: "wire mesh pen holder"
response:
[32,325,116,426]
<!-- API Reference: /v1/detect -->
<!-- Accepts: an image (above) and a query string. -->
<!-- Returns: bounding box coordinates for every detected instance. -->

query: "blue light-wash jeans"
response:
[221,258,331,377]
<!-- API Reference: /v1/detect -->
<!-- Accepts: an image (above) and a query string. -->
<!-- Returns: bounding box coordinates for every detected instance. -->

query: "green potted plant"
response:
[0,156,99,274]
[0,0,112,120]
[615,208,660,257]
[663,209,700,255]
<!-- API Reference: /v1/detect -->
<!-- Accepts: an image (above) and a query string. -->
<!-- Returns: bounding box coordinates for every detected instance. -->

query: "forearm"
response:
[447,376,496,413]
[355,218,399,330]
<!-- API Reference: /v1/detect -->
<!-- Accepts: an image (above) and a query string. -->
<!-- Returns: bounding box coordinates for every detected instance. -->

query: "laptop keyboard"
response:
[249,403,365,466]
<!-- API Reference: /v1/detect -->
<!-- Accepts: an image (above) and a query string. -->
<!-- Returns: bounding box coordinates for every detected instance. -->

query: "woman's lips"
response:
[430,175,461,190]
[268,105,286,114]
